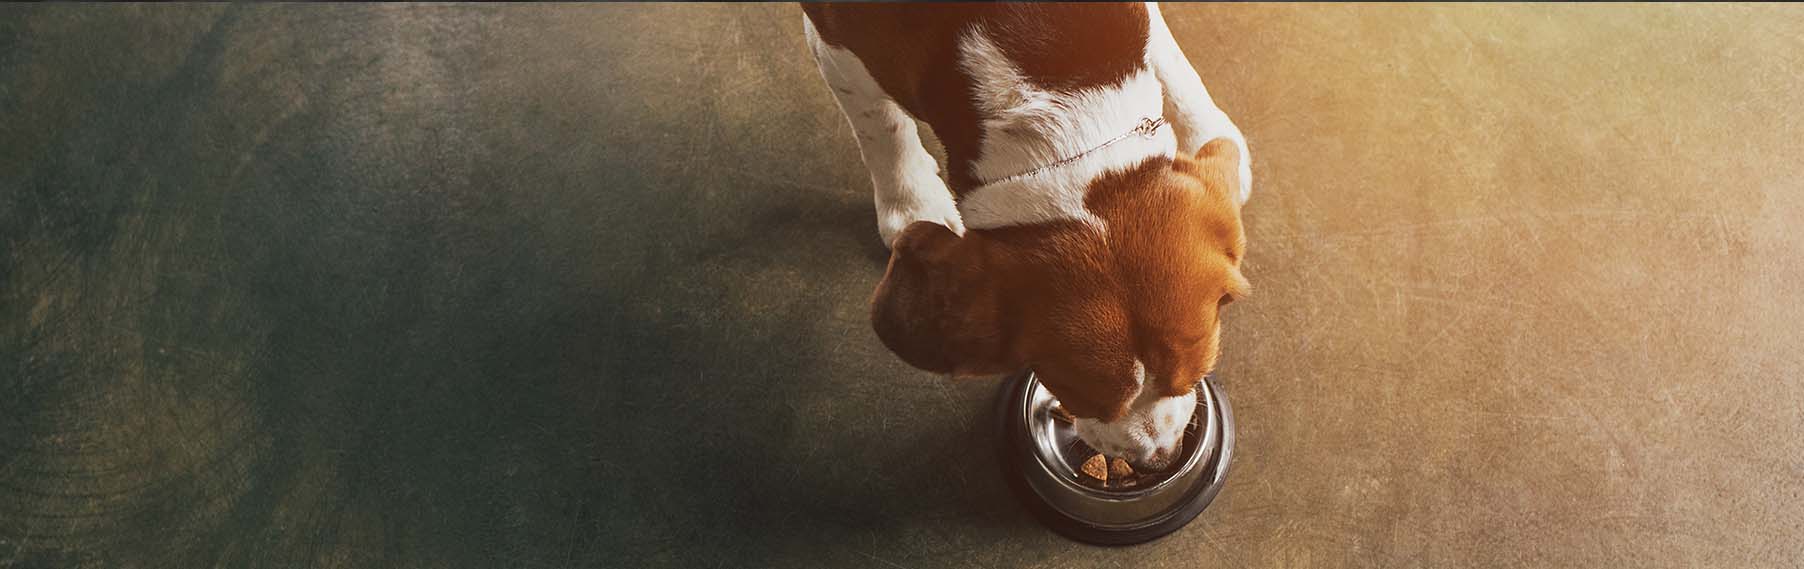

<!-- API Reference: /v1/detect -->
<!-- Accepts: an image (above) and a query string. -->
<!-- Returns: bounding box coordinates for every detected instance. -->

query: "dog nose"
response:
[1142,447,1180,471]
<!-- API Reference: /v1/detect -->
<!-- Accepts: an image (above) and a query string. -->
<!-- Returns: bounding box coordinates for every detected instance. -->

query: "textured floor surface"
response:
[4,4,1803,568]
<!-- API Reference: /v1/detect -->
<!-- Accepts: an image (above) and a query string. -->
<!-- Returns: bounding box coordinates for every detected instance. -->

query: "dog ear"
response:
[870,221,1012,377]
[1031,344,1140,422]
[1194,137,1247,206]
[1196,137,1239,163]
[1171,136,1237,175]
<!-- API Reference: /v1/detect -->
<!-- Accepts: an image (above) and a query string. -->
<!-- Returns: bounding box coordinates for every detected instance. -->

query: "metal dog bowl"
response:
[995,370,1233,545]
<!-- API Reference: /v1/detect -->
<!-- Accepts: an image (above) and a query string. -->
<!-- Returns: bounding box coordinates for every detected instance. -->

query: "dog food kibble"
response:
[1077,453,1153,489]
[1080,453,1109,482]
[1109,457,1134,479]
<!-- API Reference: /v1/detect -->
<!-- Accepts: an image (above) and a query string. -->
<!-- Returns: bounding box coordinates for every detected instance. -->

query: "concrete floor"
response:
[4,3,1803,567]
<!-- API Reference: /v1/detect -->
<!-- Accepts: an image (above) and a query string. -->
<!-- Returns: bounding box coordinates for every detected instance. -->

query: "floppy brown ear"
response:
[870,221,1012,376]
[1032,349,1140,422]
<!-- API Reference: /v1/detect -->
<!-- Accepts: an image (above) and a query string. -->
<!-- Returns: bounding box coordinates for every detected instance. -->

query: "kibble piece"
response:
[1080,453,1109,482]
[1109,457,1134,479]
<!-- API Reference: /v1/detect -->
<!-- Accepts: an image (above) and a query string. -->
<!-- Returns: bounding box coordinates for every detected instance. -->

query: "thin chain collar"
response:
[974,117,1168,188]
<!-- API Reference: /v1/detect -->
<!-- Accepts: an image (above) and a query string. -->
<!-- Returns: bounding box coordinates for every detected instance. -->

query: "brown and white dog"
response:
[803,3,1251,470]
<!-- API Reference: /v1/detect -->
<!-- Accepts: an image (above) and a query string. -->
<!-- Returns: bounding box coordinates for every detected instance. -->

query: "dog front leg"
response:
[806,17,965,249]
[1145,3,1253,205]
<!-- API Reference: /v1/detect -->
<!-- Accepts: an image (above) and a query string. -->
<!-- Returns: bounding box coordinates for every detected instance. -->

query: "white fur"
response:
[1070,360,1198,469]
[804,16,966,248]
[805,9,1233,469]
[1144,2,1253,205]
[954,30,1178,230]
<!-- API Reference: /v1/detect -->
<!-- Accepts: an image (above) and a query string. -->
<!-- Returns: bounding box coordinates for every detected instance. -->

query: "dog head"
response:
[871,138,1248,470]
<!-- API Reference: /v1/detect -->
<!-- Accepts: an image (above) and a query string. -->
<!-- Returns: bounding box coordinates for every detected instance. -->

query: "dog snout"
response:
[1139,446,1180,472]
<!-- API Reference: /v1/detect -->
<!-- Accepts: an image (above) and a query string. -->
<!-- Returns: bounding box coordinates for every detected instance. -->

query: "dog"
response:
[803,3,1251,471]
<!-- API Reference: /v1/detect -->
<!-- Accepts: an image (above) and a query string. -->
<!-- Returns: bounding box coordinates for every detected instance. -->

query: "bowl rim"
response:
[1022,374,1216,500]
[994,369,1235,545]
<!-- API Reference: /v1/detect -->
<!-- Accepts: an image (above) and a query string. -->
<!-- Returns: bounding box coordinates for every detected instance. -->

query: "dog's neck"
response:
[952,31,1175,231]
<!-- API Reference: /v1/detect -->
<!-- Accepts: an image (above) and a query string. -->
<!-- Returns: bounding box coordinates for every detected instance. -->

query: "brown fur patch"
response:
[804,3,1150,192]
[871,140,1247,420]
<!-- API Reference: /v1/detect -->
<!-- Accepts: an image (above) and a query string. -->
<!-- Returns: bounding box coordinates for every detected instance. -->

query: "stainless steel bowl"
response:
[995,370,1233,545]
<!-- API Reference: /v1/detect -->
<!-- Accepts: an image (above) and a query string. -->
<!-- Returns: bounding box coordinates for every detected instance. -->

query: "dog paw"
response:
[877,194,964,249]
